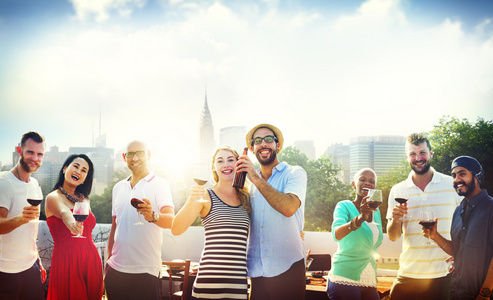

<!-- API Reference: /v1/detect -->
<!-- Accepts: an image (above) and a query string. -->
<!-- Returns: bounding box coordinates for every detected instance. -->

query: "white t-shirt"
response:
[107,172,174,277]
[386,168,462,279]
[0,171,40,273]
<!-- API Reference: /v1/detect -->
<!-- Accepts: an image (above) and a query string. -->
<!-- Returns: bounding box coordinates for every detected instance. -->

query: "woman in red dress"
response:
[44,154,103,300]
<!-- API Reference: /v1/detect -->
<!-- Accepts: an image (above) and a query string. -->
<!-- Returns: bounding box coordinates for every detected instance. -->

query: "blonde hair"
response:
[211,145,252,216]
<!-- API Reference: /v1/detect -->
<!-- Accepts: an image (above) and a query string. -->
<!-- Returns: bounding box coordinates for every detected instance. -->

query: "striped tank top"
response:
[192,188,250,299]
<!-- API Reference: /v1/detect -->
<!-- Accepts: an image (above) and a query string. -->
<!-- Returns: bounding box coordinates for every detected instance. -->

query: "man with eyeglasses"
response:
[105,140,175,300]
[235,123,307,300]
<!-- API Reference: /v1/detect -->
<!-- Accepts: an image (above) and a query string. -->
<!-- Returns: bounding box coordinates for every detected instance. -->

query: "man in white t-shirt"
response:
[0,131,46,300]
[386,133,461,300]
[105,140,175,300]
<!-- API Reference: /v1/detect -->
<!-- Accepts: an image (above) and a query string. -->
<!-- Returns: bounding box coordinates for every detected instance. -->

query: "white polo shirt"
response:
[107,172,174,277]
[0,172,40,273]
[387,168,462,279]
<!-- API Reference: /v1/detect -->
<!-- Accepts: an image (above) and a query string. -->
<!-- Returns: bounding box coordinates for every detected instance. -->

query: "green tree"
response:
[428,116,493,194]
[90,168,130,223]
[279,147,352,232]
[376,159,410,231]
[90,166,188,224]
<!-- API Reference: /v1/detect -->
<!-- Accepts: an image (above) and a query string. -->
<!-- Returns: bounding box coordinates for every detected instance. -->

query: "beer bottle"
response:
[232,148,248,189]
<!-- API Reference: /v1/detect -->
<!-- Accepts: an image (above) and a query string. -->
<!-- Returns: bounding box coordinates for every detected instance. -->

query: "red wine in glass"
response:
[395,198,408,204]
[368,201,382,209]
[193,178,208,186]
[193,178,208,203]
[420,210,436,244]
[27,199,42,206]
[73,214,89,222]
[72,201,90,238]
[131,198,145,209]
[419,220,436,229]
[130,196,145,225]
[26,185,43,223]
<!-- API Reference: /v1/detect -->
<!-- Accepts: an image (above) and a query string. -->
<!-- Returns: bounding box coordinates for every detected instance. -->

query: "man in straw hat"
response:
[235,123,307,300]
[424,156,493,300]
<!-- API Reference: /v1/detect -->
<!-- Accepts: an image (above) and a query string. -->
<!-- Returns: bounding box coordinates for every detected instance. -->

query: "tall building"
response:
[325,143,350,183]
[199,95,215,164]
[69,145,114,195]
[26,139,115,196]
[294,140,316,160]
[220,126,247,153]
[349,135,406,180]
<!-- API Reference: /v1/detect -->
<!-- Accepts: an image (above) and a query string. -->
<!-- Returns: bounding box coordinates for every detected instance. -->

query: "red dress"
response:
[47,211,103,300]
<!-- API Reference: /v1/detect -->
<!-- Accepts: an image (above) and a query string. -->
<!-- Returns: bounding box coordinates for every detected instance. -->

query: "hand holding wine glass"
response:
[192,178,208,203]
[394,189,410,221]
[419,210,436,245]
[130,189,146,225]
[26,184,43,222]
[72,201,89,238]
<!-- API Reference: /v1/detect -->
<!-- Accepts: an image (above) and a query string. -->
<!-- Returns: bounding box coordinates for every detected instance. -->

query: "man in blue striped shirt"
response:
[236,123,307,300]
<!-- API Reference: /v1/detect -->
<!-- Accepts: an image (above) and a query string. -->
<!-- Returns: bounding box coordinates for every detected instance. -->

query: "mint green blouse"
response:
[331,200,383,281]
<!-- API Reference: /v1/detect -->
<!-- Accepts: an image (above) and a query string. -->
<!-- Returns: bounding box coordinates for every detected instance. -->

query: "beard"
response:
[410,160,431,175]
[19,153,41,173]
[454,179,476,198]
[256,148,277,166]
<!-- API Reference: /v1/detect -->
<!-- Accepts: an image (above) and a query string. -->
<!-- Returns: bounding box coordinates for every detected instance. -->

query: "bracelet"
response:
[440,241,448,249]
[351,217,361,230]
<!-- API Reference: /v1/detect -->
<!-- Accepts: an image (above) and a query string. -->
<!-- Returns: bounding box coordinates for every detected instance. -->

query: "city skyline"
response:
[1,0,492,173]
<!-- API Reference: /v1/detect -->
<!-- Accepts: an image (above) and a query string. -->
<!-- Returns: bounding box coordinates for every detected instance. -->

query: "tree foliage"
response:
[90,166,188,224]
[428,116,493,194]
[279,147,352,231]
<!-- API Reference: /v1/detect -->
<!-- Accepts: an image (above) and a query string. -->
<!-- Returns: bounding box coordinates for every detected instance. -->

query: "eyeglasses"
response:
[252,135,277,145]
[125,150,146,158]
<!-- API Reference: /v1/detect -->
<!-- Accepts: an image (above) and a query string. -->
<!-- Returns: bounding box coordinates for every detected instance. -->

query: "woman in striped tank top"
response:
[172,145,251,299]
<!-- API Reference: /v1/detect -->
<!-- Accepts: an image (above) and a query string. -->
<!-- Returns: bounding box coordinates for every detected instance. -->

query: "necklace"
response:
[59,187,84,203]
[14,166,23,182]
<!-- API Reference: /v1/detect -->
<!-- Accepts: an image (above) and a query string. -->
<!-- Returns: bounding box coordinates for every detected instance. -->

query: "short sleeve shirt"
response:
[107,172,174,277]
[386,168,461,278]
[247,162,307,278]
[0,172,40,273]
[450,190,493,300]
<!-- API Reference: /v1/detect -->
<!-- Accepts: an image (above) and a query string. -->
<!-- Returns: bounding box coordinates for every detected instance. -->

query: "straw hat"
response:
[246,123,284,152]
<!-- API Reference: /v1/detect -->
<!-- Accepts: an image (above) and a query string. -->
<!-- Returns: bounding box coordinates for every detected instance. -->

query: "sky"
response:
[1,0,493,175]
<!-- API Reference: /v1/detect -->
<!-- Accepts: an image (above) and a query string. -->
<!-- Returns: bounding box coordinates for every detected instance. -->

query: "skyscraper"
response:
[294,140,316,160]
[325,143,350,183]
[199,94,215,164]
[349,135,406,181]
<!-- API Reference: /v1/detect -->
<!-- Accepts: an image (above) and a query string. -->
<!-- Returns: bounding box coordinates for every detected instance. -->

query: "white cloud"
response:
[70,0,146,22]
[2,0,493,162]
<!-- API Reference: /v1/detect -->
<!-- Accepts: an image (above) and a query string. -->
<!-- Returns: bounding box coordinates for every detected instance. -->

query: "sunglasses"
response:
[125,150,146,158]
[252,135,277,145]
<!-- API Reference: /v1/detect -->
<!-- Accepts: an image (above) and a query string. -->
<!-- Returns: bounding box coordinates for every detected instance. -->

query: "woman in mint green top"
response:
[326,168,383,300]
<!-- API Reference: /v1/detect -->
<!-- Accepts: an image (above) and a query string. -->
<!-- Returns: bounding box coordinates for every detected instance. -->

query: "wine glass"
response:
[366,189,383,225]
[395,189,410,221]
[26,184,43,223]
[130,189,145,225]
[72,201,89,238]
[193,178,209,203]
[419,210,436,245]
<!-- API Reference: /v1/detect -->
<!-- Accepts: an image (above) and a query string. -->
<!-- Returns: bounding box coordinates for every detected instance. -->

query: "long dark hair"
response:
[51,154,94,198]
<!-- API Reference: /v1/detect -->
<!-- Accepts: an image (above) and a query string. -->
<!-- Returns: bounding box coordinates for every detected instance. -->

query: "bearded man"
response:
[424,156,493,300]
[386,133,462,300]
[0,131,46,300]
[235,123,307,300]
